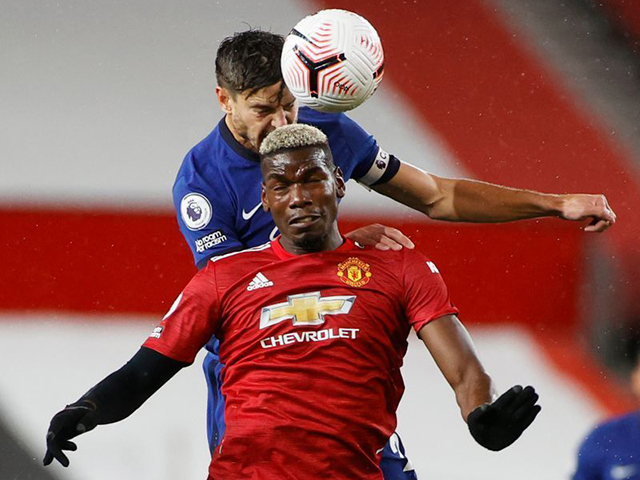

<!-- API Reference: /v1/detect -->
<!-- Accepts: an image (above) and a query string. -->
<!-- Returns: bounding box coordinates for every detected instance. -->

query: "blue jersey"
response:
[573,412,640,480]
[174,107,398,268]
[173,107,414,479]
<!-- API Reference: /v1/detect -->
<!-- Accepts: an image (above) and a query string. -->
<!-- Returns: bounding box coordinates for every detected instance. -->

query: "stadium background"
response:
[2,0,640,478]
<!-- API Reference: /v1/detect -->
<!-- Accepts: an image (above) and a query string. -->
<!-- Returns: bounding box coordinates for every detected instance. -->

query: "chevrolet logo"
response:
[260,292,356,330]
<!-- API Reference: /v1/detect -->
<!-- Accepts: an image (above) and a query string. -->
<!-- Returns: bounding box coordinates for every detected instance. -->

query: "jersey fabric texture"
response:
[573,411,640,480]
[144,238,458,480]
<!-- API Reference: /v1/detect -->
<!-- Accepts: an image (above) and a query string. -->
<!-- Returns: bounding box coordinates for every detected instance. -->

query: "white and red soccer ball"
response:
[281,9,385,113]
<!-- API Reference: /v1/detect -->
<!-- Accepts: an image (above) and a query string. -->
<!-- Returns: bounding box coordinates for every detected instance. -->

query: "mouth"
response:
[288,214,322,227]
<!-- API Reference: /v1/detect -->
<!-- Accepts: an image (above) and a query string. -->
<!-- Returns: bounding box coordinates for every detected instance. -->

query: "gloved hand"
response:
[467,385,541,451]
[43,402,98,467]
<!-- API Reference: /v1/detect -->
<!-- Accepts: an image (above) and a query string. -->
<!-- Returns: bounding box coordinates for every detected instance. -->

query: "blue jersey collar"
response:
[219,116,260,163]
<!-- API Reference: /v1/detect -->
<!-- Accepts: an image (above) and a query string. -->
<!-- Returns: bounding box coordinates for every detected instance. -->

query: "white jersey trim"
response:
[210,242,271,263]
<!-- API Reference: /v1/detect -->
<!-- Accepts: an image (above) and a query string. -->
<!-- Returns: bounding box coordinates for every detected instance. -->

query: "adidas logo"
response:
[247,272,274,291]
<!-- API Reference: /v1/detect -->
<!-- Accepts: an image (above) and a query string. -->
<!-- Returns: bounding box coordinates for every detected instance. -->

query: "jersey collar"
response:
[218,116,260,163]
[271,236,357,259]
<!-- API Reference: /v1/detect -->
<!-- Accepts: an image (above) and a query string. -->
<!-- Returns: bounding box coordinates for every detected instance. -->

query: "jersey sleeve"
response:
[401,249,459,333]
[336,113,400,186]
[572,428,605,480]
[173,152,244,268]
[143,265,221,364]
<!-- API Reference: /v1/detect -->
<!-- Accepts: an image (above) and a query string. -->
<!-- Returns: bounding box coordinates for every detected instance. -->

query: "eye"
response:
[284,102,296,111]
[254,108,271,117]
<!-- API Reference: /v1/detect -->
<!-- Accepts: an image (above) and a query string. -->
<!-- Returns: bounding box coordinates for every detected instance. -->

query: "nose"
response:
[289,183,311,209]
[271,108,288,128]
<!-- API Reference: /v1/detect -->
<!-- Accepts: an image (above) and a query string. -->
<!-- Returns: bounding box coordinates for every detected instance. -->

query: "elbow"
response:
[422,177,459,221]
[422,198,460,222]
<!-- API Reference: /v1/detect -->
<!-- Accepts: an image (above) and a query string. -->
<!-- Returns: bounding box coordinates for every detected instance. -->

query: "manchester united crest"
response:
[337,257,372,288]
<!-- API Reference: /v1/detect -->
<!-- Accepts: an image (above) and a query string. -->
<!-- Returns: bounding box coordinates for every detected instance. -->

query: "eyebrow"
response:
[249,102,274,108]
[266,165,326,181]
[249,98,296,109]
[266,172,288,181]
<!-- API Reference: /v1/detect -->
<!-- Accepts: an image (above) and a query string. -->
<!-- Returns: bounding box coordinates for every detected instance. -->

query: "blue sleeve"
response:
[334,113,379,180]
[173,154,244,268]
[300,108,399,185]
[572,429,605,480]
[331,113,400,185]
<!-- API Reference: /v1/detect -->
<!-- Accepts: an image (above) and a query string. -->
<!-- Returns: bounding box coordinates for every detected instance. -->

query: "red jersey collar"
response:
[270,236,358,260]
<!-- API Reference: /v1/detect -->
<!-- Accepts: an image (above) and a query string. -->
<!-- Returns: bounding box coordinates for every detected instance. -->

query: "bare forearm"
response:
[453,368,495,420]
[419,315,496,421]
[431,177,564,222]
[373,162,614,230]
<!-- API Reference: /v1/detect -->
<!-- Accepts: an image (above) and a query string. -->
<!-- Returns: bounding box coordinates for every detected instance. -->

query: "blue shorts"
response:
[203,349,418,479]
[381,433,418,479]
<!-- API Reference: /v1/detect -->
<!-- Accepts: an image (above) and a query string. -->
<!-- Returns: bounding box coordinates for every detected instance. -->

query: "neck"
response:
[279,226,343,255]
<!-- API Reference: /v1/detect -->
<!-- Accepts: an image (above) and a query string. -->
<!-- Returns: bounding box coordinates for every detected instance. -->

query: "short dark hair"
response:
[215,30,285,97]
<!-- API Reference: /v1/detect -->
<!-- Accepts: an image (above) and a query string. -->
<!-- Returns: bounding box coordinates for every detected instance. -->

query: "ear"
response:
[261,183,270,212]
[216,86,234,114]
[334,166,346,199]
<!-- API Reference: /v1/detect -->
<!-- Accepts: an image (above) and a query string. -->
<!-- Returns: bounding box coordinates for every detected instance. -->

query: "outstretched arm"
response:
[419,315,541,450]
[418,315,495,419]
[373,162,616,232]
[44,347,187,467]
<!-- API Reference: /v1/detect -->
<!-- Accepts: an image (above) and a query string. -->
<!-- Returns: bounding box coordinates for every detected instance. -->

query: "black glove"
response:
[467,385,541,451]
[43,402,98,467]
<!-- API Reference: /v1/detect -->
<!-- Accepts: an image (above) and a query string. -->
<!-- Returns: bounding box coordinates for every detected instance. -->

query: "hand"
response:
[345,224,415,251]
[467,385,541,451]
[559,194,616,232]
[43,403,97,467]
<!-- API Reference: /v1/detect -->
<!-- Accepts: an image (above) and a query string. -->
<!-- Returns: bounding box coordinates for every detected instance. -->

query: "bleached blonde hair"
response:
[259,124,329,157]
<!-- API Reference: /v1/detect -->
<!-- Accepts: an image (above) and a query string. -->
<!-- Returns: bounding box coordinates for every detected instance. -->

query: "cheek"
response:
[320,185,339,209]
[251,118,271,135]
[267,193,288,210]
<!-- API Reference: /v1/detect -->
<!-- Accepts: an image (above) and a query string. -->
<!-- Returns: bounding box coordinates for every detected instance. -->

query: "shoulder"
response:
[299,107,364,137]
[174,122,227,188]
[577,412,640,456]
[347,243,434,267]
[204,242,277,289]
[589,411,640,439]
[210,242,275,267]
[298,106,344,127]
[173,124,236,205]
[397,245,439,268]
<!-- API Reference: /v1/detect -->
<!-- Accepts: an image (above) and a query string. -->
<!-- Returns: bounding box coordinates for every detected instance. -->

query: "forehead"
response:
[244,82,296,106]
[263,147,330,176]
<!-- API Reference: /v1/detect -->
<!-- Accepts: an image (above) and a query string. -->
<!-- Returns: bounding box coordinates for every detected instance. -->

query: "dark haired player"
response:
[173,30,614,479]
[44,124,542,479]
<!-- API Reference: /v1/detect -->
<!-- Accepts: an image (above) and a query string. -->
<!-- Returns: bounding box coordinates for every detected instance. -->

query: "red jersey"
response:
[143,238,458,480]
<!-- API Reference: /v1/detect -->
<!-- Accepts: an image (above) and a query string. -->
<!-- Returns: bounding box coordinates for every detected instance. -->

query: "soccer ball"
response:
[281,9,385,113]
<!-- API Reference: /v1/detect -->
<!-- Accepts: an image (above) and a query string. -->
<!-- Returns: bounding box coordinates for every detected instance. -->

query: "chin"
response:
[293,232,326,252]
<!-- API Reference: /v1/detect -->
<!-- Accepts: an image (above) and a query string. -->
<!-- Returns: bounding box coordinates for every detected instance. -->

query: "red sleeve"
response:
[142,263,221,364]
[402,249,459,333]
